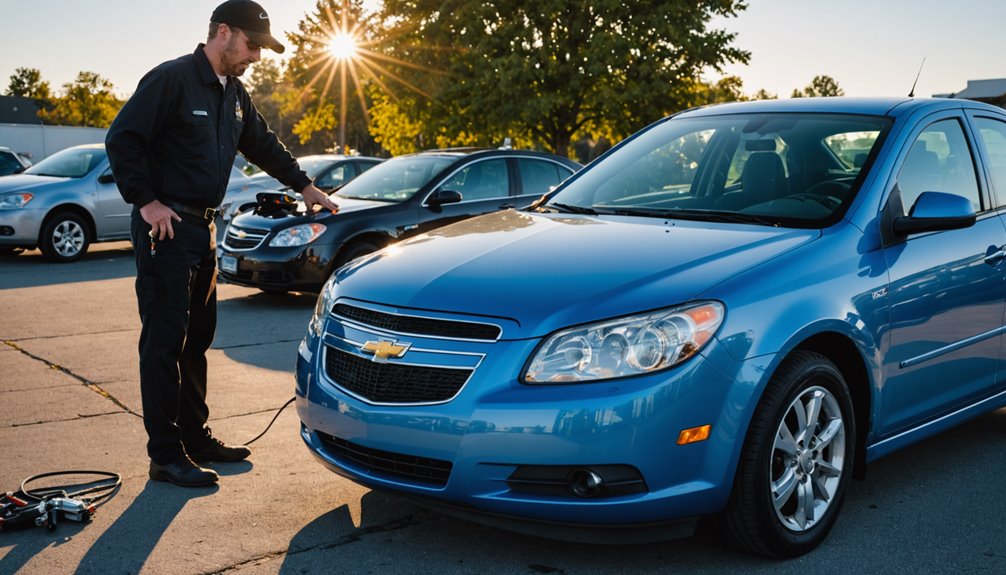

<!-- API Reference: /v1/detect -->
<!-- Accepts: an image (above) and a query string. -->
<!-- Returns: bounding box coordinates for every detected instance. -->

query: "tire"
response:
[39,211,91,262]
[334,240,380,268]
[723,351,856,557]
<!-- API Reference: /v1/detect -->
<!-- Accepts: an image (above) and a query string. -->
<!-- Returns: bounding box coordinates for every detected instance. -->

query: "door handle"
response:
[499,203,515,209]
[984,245,1006,266]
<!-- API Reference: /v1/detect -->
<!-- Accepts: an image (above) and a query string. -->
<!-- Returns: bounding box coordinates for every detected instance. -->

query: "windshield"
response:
[336,155,456,202]
[547,113,892,228]
[24,146,107,178]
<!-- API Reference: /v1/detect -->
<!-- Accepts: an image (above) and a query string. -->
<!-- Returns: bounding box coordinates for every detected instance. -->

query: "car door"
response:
[93,162,132,238]
[967,111,1006,394]
[514,157,575,207]
[878,113,1006,437]
[418,157,513,232]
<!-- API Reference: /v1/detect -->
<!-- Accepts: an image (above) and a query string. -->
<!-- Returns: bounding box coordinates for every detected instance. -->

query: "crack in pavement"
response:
[2,327,137,342]
[205,512,425,574]
[12,411,130,428]
[213,338,302,351]
[3,340,141,419]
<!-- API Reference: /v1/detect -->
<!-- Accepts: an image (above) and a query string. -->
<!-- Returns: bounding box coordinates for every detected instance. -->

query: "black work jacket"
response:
[106,44,310,209]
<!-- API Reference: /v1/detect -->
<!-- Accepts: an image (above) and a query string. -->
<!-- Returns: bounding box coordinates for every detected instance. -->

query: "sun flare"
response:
[328,32,358,61]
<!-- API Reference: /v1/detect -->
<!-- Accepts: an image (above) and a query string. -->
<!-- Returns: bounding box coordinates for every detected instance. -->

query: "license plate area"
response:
[220,255,237,273]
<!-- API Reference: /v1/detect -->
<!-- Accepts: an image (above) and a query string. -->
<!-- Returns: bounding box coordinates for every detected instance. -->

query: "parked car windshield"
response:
[24,146,107,178]
[336,155,456,202]
[547,113,892,228]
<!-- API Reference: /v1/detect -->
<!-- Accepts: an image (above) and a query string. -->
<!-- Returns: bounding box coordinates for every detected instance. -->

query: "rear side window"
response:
[0,151,22,174]
[517,159,566,196]
[442,159,509,201]
[973,117,1006,208]
[897,119,981,215]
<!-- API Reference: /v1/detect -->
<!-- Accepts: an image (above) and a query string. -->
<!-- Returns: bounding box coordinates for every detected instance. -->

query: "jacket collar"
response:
[193,44,224,87]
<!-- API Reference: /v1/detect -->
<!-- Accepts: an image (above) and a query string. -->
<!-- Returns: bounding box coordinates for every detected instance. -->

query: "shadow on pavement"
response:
[0,243,135,290]
[277,492,420,574]
[73,480,219,574]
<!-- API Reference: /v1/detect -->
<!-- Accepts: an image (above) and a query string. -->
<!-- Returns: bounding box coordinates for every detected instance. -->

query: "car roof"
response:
[675,97,1005,120]
[297,154,384,162]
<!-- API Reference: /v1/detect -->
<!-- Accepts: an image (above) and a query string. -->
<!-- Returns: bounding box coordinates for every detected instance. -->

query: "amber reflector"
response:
[677,424,712,445]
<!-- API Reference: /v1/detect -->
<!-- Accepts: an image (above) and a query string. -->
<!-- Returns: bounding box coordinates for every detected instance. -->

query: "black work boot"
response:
[149,456,219,487]
[186,436,251,464]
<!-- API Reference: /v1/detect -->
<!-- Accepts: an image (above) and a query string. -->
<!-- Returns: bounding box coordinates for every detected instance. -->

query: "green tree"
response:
[39,71,122,127]
[5,67,53,103]
[694,76,749,106]
[245,58,305,155]
[791,75,845,98]
[372,0,749,157]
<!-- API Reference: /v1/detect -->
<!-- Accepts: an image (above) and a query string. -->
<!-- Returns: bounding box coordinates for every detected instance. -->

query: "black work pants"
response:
[131,209,217,464]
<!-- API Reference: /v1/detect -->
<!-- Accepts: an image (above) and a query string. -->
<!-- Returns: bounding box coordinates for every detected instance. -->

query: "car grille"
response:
[317,432,452,487]
[224,226,268,250]
[333,303,501,340]
[325,346,471,404]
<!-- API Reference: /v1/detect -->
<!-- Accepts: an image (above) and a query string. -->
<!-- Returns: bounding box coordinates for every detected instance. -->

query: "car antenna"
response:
[908,57,926,98]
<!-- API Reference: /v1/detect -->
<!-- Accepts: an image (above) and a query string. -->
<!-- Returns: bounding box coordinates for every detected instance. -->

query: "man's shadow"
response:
[72,480,219,574]
[276,491,424,574]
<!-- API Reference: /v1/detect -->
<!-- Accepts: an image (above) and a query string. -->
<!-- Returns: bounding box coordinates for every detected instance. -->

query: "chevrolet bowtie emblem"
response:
[361,340,410,362]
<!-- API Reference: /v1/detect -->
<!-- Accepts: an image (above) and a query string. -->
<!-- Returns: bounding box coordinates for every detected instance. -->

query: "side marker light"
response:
[677,424,712,445]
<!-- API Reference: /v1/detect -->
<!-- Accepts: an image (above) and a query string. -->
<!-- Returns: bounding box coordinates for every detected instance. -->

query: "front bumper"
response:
[0,208,45,246]
[218,242,337,291]
[295,301,772,533]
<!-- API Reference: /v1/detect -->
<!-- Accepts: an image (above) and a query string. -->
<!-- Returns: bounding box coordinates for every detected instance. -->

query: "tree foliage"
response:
[370,0,750,157]
[5,67,53,104]
[38,71,122,128]
[791,75,845,98]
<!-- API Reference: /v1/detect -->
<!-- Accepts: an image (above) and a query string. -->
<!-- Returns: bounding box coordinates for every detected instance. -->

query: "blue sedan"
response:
[296,97,1006,556]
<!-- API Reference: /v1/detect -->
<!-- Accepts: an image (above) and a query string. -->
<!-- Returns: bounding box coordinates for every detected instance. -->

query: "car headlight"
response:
[269,223,327,247]
[0,192,33,209]
[524,301,724,383]
[309,275,338,337]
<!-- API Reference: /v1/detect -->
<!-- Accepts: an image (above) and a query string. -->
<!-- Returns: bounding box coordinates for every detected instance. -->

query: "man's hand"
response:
[139,199,182,240]
[301,184,339,214]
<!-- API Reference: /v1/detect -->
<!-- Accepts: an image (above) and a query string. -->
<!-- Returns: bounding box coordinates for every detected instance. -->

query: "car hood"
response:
[0,174,73,193]
[334,210,820,338]
[230,196,393,229]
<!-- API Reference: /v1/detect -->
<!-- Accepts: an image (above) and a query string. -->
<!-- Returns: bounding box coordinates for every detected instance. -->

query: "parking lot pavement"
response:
[2,242,1005,574]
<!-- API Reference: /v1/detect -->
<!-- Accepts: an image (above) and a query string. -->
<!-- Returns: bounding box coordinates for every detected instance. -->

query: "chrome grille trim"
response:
[223,226,268,251]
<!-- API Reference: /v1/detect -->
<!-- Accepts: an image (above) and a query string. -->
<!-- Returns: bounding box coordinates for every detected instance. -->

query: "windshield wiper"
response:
[666,209,780,227]
[548,202,598,215]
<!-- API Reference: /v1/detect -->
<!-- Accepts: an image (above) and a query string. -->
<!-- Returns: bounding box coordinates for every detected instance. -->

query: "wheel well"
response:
[794,333,871,480]
[335,232,390,263]
[41,205,96,242]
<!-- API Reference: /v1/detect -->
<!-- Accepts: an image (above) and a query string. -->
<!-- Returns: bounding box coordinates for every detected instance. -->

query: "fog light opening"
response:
[677,424,712,445]
[567,467,604,498]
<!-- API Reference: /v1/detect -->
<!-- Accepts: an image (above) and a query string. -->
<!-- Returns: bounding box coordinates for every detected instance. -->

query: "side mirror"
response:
[97,173,115,184]
[428,189,462,207]
[893,191,976,236]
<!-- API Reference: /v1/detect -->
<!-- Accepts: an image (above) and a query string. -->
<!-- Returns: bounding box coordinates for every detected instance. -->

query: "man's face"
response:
[220,26,262,77]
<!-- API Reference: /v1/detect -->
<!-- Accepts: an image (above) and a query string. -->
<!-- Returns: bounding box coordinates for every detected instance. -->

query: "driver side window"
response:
[897,119,981,215]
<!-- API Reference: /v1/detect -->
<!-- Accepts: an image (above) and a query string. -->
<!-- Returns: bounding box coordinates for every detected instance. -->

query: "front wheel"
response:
[39,211,91,262]
[723,351,856,557]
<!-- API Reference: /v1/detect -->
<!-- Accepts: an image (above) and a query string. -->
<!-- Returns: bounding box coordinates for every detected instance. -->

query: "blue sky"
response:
[2,0,1003,100]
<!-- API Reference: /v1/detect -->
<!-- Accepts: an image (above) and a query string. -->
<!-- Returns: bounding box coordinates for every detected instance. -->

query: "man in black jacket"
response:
[106,0,338,487]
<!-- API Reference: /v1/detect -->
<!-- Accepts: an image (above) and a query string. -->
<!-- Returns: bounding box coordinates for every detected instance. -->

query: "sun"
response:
[328,32,358,61]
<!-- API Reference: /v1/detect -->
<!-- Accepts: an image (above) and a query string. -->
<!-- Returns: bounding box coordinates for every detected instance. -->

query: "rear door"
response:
[878,112,1006,436]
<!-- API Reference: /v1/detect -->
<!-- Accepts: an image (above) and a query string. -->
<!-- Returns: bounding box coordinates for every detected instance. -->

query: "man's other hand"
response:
[140,199,182,240]
[302,184,340,214]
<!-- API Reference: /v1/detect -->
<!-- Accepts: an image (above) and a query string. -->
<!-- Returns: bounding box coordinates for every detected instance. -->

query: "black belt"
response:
[168,201,218,221]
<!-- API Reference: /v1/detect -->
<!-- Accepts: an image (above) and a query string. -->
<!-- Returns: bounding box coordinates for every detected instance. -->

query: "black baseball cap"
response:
[211,0,285,54]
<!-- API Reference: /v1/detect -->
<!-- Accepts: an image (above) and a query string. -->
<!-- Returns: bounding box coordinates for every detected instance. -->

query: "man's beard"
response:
[220,36,251,76]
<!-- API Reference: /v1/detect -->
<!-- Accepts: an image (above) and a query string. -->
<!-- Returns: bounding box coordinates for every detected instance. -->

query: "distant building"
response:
[0,95,43,124]
[939,78,1006,107]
